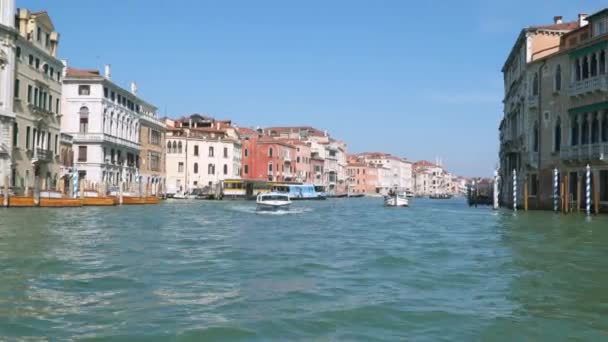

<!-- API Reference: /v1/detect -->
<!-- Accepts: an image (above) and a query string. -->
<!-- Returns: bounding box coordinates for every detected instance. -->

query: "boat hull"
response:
[83,197,117,206]
[40,198,82,207]
[121,196,161,205]
[8,196,36,207]
[384,196,409,207]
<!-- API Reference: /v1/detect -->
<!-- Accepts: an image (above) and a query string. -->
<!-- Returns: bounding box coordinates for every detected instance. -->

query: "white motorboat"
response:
[256,192,291,211]
[384,193,409,207]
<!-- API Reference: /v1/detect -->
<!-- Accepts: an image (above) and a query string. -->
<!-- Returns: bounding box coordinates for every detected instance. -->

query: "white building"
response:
[0,7,65,194]
[413,160,454,196]
[61,64,157,192]
[164,115,241,195]
[357,153,413,194]
[0,0,16,189]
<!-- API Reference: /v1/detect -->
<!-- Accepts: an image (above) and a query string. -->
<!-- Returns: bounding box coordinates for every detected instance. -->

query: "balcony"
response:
[28,103,54,116]
[527,95,539,109]
[568,76,608,97]
[72,132,140,150]
[560,144,608,162]
[32,148,53,163]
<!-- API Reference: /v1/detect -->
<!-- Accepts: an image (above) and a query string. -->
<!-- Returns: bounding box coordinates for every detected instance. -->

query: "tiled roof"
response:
[413,160,439,168]
[65,67,102,78]
[531,20,579,31]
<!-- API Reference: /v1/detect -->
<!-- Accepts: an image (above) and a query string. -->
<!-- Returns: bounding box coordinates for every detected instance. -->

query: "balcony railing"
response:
[72,132,140,150]
[560,143,608,162]
[32,148,53,163]
[568,75,608,97]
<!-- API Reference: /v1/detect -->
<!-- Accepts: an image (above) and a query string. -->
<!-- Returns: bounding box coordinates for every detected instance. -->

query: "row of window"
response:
[16,47,61,82]
[101,108,139,141]
[177,162,229,175]
[243,147,312,164]
[14,78,60,114]
[531,65,563,96]
[12,123,59,155]
[103,86,140,112]
[570,114,608,146]
[166,141,229,157]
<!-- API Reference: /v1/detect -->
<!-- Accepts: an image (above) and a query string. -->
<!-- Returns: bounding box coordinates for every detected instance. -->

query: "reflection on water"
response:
[1,199,608,340]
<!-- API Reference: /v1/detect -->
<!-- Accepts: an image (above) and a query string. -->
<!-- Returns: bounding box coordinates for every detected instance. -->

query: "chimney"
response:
[61,59,68,78]
[104,64,111,79]
[130,81,137,96]
[553,16,563,24]
[578,13,588,27]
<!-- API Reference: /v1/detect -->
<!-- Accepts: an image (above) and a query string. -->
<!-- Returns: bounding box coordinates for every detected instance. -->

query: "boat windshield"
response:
[260,195,289,201]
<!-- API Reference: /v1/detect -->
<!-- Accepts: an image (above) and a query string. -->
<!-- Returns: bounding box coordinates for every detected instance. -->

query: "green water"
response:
[1,198,608,341]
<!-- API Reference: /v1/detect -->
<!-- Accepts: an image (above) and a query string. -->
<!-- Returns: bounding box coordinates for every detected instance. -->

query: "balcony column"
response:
[605,49,608,75]
[596,52,601,77]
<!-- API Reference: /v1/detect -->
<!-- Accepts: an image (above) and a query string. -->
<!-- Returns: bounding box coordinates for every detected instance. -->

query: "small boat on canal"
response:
[256,192,291,211]
[384,192,409,207]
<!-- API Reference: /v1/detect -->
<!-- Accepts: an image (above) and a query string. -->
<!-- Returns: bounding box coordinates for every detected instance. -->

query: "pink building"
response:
[347,156,379,194]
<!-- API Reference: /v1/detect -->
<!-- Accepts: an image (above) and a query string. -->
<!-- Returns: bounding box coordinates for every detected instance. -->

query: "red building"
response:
[240,128,297,182]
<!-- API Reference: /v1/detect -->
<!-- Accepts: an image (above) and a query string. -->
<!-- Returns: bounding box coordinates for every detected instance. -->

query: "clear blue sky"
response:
[19,0,606,176]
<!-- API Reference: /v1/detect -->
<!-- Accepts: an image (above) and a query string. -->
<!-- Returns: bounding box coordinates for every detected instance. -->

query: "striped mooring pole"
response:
[513,169,517,212]
[553,168,559,212]
[586,164,591,216]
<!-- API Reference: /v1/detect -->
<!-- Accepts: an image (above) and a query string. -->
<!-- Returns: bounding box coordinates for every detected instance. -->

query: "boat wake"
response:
[229,205,312,216]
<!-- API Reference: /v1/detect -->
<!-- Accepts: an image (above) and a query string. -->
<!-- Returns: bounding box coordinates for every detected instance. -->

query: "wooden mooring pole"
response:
[524,177,529,211]
[560,179,565,214]
[576,174,581,213]
[594,172,600,215]
[564,174,569,213]
[3,176,9,207]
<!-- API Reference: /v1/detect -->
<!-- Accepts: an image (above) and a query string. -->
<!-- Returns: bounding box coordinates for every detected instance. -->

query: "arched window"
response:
[194,162,198,174]
[167,141,172,153]
[209,146,214,157]
[208,164,215,175]
[79,106,89,133]
[554,117,561,152]
[592,114,600,143]
[178,141,182,154]
[571,118,579,146]
[532,72,539,95]
[268,147,273,157]
[223,164,228,175]
[172,141,177,154]
[582,116,589,144]
[244,148,248,157]
[555,65,562,91]
[591,54,598,77]
[533,121,539,152]
[583,57,589,79]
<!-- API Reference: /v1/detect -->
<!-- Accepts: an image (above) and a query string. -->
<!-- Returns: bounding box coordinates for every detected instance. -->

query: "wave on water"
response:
[229,205,313,216]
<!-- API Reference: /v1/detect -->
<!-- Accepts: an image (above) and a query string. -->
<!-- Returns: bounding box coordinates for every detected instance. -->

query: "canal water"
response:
[1,198,608,340]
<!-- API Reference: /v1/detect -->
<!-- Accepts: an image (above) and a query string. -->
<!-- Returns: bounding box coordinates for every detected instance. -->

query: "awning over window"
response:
[569,41,608,59]
[568,101,608,114]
